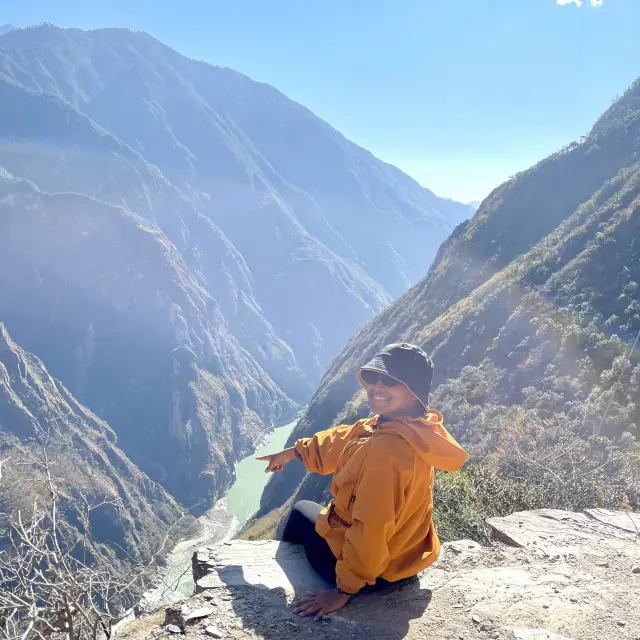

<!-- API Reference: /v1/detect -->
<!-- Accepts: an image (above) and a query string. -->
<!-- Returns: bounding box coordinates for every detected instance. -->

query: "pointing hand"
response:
[256,447,296,472]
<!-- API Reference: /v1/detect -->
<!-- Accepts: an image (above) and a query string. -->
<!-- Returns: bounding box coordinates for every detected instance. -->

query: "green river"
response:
[143,421,297,604]
[226,420,297,525]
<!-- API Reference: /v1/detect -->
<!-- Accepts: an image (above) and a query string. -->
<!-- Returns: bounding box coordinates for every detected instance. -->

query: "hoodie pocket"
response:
[333,468,358,516]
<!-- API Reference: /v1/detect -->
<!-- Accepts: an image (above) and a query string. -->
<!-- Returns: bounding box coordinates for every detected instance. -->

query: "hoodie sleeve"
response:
[294,422,360,475]
[335,440,411,594]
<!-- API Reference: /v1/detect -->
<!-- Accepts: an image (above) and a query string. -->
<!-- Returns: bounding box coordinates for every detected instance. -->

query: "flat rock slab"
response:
[584,508,640,534]
[183,607,214,623]
[190,536,638,638]
[196,541,330,595]
[487,509,634,554]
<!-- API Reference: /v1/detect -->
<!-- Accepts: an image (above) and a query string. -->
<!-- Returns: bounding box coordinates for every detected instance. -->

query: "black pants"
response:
[281,500,392,591]
[281,500,339,585]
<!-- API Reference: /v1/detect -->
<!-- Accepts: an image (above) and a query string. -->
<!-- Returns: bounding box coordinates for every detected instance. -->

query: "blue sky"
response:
[2,0,640,202]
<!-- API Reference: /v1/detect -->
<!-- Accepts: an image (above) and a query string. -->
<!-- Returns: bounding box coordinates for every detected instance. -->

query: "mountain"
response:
[0,25,15,37]
[0,172,294,510]
[0,322,184,570]
[0,24,473,395]
[254,78,640,534]
[467,200,481,211]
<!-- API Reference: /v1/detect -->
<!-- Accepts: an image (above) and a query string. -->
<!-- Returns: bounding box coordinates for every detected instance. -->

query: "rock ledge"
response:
[117,509,639,640]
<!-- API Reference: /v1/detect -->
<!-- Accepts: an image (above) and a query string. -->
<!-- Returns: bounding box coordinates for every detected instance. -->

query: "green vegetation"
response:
[433,426,639,544]
[237,506,287,541]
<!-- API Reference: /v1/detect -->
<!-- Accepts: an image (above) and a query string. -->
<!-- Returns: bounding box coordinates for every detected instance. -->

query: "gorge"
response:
[0,23,472,574]
[0,13,638,640]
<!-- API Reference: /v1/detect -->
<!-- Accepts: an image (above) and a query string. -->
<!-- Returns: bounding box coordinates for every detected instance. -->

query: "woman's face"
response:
[361,371,420,417]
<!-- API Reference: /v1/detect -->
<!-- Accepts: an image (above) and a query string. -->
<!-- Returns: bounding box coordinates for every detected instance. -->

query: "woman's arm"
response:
[257,421,361,475]
[293,422,360,475]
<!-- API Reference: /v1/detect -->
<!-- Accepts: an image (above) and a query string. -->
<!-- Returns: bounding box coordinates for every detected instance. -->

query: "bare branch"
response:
[0,454,159,640]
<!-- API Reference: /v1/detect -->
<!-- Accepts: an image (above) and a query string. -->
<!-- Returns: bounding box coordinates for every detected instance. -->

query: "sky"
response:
[2,0,640,203]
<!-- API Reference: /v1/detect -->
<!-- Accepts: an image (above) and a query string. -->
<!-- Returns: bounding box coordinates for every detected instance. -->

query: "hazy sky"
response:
[3,0,640,202]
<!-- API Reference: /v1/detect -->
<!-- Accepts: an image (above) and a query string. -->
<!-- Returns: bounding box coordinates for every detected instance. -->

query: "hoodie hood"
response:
[376,410,467,472]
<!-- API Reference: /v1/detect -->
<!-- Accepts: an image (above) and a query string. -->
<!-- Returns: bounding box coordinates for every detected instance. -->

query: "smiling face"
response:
[360,370,423,417]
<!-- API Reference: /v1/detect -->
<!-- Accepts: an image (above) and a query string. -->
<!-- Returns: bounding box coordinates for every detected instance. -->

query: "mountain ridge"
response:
[0,27,469,390]
[0,172,296,509]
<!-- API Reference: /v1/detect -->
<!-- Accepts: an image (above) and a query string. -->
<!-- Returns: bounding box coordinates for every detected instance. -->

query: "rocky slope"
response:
[0,24,472,392]
[0,172,294,510]
[118,508,640,640]
[256,78,640,524]
[0,323,183,568]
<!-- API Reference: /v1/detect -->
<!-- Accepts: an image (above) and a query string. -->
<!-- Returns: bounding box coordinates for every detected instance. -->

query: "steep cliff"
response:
[0,74,309,401]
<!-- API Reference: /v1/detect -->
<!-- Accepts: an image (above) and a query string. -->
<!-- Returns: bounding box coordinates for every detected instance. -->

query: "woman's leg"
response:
[281,500,321,543]
[282,501,338,586]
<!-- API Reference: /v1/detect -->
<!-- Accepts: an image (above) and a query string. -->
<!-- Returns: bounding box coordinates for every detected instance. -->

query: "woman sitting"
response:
[258,342,467,619]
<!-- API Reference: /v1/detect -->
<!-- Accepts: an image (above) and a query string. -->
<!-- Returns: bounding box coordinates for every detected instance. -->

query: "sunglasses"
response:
[360,370,402,387]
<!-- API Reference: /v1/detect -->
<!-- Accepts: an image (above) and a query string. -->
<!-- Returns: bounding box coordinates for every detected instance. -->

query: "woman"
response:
[257,343,467,620]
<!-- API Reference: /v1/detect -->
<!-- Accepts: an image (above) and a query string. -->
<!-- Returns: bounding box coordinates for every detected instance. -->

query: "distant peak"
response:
[0,24,16,36]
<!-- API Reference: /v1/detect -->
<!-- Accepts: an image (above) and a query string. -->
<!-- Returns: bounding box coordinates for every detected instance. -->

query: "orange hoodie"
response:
[294,411,467,594]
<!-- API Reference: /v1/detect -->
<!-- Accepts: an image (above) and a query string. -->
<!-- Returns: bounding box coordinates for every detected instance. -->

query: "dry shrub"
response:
[434,426,640,544]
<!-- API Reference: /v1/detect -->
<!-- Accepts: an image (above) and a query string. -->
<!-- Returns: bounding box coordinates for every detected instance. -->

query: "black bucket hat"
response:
[357,342,434,410]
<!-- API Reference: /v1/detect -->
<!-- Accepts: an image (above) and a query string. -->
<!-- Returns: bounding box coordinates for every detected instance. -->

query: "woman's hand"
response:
[292,589,351,620]
[256,447,296,472]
